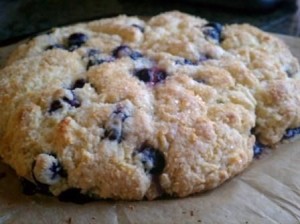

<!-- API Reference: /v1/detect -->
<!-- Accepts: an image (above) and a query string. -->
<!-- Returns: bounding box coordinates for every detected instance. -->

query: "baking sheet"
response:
[0,34,300,224]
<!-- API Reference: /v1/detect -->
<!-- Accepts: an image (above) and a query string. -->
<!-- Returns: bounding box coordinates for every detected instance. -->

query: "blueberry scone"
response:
[0,11,298,200]
[0,14,257,200]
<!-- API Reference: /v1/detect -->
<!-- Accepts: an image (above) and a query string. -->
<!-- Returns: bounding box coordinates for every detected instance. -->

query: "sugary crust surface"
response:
[0,11,299,200]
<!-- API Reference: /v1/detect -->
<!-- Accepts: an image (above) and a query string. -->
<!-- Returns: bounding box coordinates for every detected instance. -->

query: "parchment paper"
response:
[0,34,300,224]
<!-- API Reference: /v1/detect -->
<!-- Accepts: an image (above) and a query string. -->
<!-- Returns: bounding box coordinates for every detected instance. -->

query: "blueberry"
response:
[63,91,80,108]
[113,108,129,122]
[104,128,122,143]
[205,22,223,34]
[86,49,114,70]
[133,146,165,175]
[282,127,300,140]
[67,33,88,50]
[63,94,80,108]
[154,70,167,83]
[130,51,143,60]
[134,68,168,84]
[132,24,145,32]
[175,58,197,66]
[112,45,143,60]
[88,49,101,57]
[45,44,65,51]
[49,160,67,179]
[58,188,95,204]
[253,141,265,158]
[104,109,128,143]
[32,154,66,186]
[49,100,62,113]
[87,58,112,70]
[195,79,206,84]
[199,54,210,62]
[134,68,152,82]
[202,22,223,43]
[72,79,86,89]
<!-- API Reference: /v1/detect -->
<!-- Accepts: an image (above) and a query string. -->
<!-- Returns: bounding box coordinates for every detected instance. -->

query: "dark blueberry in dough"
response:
[49,160,66,179]
[112,45,143,60]
[49,100,63,113]
[154,69,167,83]
[67,33,88,50]
[20,178,38,195]
[199,54,210,62]
[130,51,143,60]
[104,109,128,143]
[132,24,145,32]
[202,22,223,43]
[183,58,196,65]
[63,92,80,108]
[58,188,95,204]
[282,127,300,140]
[134,146,165,175]
[286,70,293,78]
[88,48,101,57]
[86,49,114,69]
[195,79,206,84]
[134,68,167,84]
[175,58,197,66]
[87,58,112,70]
[253,141,265,158]
[135,68,152,82]
[104,107,129,143]
[104,128,122,143]
[113,108,129,122]
[45,44,65,51]
[72,79,86,89]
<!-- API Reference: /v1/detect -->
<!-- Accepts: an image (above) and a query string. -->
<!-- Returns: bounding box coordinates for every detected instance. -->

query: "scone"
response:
[0,11,298,201]
[0,14,256,200]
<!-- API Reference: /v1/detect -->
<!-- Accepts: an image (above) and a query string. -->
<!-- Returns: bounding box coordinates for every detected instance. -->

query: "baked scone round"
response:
[0,11,299,200]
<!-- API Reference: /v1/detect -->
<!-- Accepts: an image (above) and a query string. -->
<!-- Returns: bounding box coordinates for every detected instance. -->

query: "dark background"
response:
[0,0,299,46]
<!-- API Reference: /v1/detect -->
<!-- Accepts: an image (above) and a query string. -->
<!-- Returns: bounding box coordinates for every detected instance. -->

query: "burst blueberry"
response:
[104,109,128,143]
[112,45,143,60]
[202,22,223,43]
[86,49,114,69]
[135,68,152,82]
[63,92,80,108]
[253,141,265,158]
[104,128,122,142]
[133,146,165,175]
[134,68,167,84]
[67,33,88,50]
[282,127,300,140]
[175,58,197,65]
[32,153,66,185]
[87,58,113,70]
[88,48,101,57]
[49,100,62,113]
[72,79,86,89]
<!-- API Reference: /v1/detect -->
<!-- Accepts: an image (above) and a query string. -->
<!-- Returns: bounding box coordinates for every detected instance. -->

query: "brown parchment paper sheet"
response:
[0,34,300,224]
